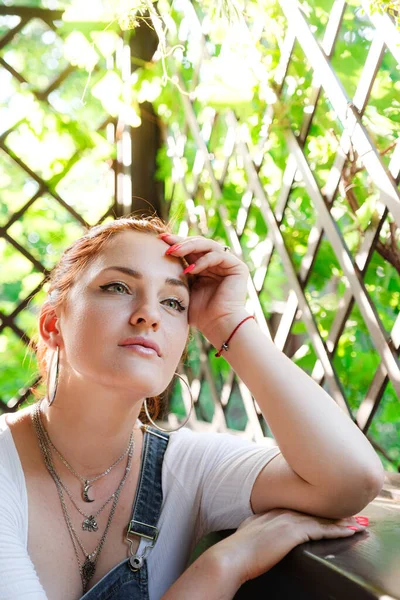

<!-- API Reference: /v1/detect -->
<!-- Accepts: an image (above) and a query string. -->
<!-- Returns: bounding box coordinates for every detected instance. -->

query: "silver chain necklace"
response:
[35,404,134,532]
[37,403,133,503]
[53,475,117,532]
[31,401,135,594]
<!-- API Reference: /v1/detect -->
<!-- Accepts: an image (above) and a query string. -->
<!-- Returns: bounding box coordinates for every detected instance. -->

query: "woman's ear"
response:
[39,302,62,350]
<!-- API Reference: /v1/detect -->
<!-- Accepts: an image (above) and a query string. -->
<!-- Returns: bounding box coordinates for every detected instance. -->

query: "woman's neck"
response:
[37,390,144,478]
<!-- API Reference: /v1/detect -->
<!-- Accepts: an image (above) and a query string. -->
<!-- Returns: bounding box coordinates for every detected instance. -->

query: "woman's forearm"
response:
[202,310,384,491]
[161,546,241,600]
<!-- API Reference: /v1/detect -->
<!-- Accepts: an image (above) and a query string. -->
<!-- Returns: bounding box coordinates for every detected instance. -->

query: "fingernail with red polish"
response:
[166,243,182,255]
[183,263,196,274]
[346,526,359,530]
[355,517,369,525]
[159,232,172,238]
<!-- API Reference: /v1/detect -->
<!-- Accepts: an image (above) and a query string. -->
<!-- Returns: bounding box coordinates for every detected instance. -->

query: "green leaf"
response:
[356,195,378,231]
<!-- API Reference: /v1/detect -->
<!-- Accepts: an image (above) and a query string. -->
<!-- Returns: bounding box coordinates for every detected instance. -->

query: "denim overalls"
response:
[80,425,170,600]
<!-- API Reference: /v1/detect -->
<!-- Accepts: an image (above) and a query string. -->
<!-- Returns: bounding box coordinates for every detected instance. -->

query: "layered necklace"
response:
[31,400,135,594]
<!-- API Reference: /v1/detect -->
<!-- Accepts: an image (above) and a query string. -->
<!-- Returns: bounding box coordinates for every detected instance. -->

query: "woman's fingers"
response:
[159,233,229,261]
[181,251,240,276]
[161,235,238,278]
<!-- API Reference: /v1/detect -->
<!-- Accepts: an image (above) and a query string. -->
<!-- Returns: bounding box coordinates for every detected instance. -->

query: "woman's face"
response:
[53,231,190,399]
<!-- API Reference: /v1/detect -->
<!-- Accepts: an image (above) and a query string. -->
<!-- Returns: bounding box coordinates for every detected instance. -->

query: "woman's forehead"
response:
[80,231,189,287]
[97,231,177,266]
[103,230,160,251]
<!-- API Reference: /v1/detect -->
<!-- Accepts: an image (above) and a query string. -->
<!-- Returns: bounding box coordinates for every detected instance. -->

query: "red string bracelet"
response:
[215,315,255,357]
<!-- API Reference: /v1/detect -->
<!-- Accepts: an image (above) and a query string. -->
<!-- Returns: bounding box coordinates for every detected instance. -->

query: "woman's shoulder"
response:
[166,425,262,452]
[1,404,33,431]
[0,407,32,503]
[0,433,25,524]
[163,425,266,477]
[160,426,280,521]
[165,425,221,457]
[0,410,21,465]
[0,405,34,456]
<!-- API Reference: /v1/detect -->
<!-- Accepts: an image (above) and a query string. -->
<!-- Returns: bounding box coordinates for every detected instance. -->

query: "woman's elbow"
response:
[335,472,384,519]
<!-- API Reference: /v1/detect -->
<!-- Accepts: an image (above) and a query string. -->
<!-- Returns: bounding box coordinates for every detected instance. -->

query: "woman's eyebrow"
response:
[99,266,190,293]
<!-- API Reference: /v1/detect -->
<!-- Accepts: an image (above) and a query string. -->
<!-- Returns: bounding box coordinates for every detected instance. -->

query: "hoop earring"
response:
[46,345,60,407]
[143,372,194,433]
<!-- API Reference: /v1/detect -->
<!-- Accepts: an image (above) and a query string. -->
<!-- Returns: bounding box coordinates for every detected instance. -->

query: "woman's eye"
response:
[100,283,129,294]
[163,298,186,313]
[100,284,186,312]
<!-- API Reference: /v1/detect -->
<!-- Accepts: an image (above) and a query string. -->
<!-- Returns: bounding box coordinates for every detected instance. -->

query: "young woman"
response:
[0,216,382,600]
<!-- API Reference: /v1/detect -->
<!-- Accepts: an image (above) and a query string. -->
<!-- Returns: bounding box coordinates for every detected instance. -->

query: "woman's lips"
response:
[121,344,158,357]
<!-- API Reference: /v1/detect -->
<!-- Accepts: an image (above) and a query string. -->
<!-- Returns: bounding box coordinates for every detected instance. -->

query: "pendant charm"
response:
[82,516,98,532]
[129,555,144,571]
[83,480,95,503]
[82,557,96,583]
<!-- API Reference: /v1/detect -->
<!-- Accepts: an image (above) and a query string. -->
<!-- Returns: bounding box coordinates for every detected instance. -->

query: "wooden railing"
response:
[190,472,400,599]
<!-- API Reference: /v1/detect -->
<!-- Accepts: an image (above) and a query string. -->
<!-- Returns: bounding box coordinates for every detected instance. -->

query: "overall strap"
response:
[125,425,170,571]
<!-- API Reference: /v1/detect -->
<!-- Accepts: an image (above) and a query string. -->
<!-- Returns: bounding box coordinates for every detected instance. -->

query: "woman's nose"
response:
[129,300,161,329]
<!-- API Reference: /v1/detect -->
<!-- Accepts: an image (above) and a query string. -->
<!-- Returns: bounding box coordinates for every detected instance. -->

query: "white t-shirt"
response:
[0,413,281,599]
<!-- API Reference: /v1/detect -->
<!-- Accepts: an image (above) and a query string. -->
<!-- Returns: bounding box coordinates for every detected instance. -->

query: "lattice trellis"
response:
[158,0,400,472]
[1,2,399,474]
[0,6,135,406]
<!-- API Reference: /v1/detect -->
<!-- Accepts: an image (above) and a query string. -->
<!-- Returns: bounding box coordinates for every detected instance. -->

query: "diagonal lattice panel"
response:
[158,0,400,472]
[0,7,125,409]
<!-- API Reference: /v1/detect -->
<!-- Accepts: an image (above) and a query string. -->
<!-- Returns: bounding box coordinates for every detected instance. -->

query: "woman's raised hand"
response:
[158,232,250,335]
[212,508,368,587]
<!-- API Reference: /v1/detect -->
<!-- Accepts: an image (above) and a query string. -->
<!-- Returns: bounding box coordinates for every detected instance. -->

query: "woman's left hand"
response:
[158,233,250,336]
